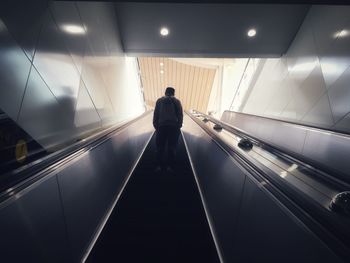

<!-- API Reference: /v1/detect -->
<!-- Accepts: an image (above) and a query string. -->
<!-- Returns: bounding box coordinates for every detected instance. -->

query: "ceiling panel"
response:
[116,3,309,57]
[139,57,216,112]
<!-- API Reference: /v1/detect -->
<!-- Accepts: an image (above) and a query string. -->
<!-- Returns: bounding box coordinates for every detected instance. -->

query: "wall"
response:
[237,5,350,133]
[0,1,145,151]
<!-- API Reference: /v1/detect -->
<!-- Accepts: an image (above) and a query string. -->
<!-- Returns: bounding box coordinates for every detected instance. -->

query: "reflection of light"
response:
[160,70,164,74]
[0,20,6,32]
[160,27,169,36]
[61,24,85,34]
[287,163,298,172]
[289,61,317,73]
[280,171,288,178]
[333,29,349,39]
[160,62,164,66]
[247,28,257,37]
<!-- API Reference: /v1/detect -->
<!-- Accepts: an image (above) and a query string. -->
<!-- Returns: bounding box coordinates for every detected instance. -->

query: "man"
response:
[153,87,183,172]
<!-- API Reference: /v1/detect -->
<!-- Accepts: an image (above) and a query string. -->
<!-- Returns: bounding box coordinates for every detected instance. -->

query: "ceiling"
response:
[115,3,310,57]
[138,57,216,111]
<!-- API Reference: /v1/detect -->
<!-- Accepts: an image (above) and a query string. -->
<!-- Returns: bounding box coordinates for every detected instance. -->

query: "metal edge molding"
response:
[181,130,224,263]
[81,131,155,263]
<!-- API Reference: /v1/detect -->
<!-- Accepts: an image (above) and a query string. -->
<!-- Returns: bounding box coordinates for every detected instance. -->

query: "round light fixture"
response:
[160,70,164,74]
[247,28,257,37]
[160,62,164,66]
[160,27,169,36]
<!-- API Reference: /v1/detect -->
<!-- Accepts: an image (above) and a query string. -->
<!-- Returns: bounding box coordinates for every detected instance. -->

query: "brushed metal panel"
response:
[183,116,246,263]
[57,141,125,261]
[33,11,81,121]
[58,115,153,261]
[293,64,327,120]
[74,80,101,130]
[334,112,350,133]
[233,177,343,263]
[0,175,71,262]
[302,93,334,127]
[309,5,350,56]
[286,15,318,82]
[328,66,350,122]
[18,67,70,149]
[76,2,114,56]
[50,1,88,74]
[303,130,350,180]
[0,19,31,120]
[80,64,114,121]
[0,0,47,60]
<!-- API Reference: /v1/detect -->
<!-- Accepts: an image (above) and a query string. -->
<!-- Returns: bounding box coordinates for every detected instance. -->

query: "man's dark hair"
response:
[165,87,175,96]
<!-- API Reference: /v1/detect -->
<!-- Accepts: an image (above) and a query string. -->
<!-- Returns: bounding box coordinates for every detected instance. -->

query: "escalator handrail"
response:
[186,110,350,262]
[192,110,350,190]
[0,111,153,203]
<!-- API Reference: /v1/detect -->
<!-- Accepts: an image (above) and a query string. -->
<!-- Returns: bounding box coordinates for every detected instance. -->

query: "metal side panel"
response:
[0,174,71,263]
[57,114,154,261]
[233,176,343,263]
[182,115,344,263]
[182,115,246,263]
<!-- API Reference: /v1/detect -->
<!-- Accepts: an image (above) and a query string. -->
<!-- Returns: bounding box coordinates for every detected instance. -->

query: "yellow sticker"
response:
[15,139,28,163]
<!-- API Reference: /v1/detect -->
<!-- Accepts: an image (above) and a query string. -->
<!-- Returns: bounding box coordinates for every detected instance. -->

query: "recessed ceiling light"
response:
[160,27,169,36]
[160,62,164,66]
[247,28,257,37]
[160,70,164,74]
[335,29,349,38]
[61,24,85,34]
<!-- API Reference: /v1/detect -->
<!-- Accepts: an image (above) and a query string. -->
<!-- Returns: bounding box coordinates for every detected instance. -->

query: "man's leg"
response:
[156,126,166,168]
[167,126,180,168]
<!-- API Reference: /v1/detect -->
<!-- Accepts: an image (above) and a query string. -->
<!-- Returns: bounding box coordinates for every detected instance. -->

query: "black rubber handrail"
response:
[0,111,152,202]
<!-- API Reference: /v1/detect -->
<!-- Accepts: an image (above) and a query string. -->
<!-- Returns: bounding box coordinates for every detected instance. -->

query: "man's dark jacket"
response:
[153,95,183,129]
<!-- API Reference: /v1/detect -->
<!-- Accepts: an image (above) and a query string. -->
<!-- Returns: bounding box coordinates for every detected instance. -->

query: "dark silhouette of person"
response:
[153,87,183,172]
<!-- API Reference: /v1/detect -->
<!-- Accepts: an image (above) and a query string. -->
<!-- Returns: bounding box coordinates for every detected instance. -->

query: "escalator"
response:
[1,110,349,262]
[86,135,220,263]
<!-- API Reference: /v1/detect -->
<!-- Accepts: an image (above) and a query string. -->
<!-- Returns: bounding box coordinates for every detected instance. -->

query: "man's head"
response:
[165,87,175,96]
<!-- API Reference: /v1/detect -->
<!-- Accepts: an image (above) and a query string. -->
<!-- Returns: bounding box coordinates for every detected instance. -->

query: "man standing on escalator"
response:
[153,87,183,172]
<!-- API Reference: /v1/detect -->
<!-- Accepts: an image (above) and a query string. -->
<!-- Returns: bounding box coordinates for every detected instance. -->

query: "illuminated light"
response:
[333,29,349,39]
[160,70,164,74]
[160,27,169,36]
[287,164,298,172]
[247,28,257,37]
[61,24,85,34]
[280,171,288,178]
[160,62,164,66]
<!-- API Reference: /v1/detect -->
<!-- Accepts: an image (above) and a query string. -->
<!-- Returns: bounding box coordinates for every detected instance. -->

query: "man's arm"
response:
[153,100,159,129]
[177,100,183,128]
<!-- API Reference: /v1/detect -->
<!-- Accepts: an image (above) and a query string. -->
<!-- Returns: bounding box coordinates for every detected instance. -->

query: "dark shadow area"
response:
[87,135,220,263]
